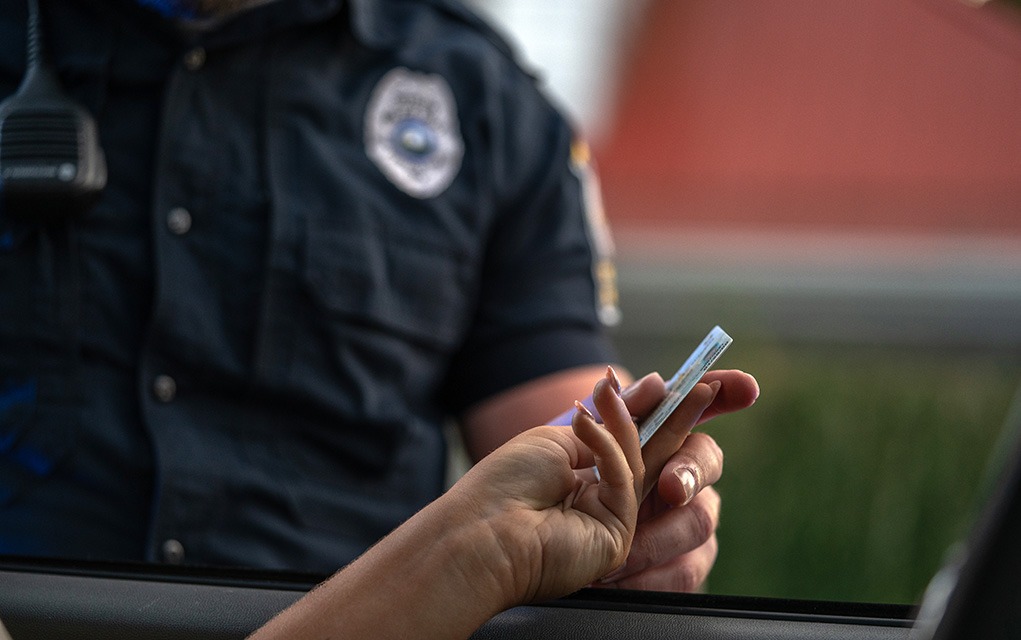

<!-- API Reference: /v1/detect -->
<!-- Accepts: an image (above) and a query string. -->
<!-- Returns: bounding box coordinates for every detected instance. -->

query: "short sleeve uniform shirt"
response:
[0,0,618,571]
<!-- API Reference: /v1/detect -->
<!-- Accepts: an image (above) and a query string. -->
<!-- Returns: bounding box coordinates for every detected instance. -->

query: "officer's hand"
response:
[594,370,758,590]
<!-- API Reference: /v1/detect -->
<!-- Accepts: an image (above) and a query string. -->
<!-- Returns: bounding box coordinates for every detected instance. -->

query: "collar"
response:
[346,0,409,50]
[347,0,516,58]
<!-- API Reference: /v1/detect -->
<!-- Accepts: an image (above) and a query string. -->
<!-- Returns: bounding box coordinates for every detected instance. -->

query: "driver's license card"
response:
[547,326,732,449]
[635,325,732,447]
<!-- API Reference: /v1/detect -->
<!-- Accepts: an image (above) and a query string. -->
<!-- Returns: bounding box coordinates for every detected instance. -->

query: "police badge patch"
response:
[365,67,464,199]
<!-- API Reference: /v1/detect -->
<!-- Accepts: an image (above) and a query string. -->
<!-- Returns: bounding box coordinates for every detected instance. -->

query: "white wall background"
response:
[464,0,648,142]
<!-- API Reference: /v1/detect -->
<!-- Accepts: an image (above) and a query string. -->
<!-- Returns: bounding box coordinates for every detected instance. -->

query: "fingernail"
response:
[676,467,697,505]
[707,380,722,402]
[606,366,622,396]
[575,399,595,420]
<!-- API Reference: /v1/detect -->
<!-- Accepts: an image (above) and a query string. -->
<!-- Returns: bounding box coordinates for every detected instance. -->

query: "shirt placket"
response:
[140,40,217,565]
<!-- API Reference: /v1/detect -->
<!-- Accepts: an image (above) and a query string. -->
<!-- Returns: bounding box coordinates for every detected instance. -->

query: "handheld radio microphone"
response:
[0,0,107,220]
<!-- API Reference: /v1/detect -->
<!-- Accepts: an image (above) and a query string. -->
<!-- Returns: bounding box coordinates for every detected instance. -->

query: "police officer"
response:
[0,0,757,590]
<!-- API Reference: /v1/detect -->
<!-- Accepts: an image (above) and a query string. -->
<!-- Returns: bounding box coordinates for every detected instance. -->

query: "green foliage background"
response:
[618,337,1021,605]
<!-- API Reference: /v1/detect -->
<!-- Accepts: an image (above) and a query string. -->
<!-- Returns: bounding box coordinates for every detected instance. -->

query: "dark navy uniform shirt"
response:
[0,0,617,571]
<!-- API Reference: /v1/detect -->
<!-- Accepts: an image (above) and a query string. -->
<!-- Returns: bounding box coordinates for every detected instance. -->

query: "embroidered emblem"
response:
[571,139,621,327]
[365,68,464,199]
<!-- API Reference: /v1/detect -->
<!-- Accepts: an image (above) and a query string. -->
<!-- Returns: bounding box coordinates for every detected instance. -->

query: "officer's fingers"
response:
[695,370,759,426]
[640,381,719,500]
[601,530,720,593]
[620,373,667,422]
[656,432,724,507]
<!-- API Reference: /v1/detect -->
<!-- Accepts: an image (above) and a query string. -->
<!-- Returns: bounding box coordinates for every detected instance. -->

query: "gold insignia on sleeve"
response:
[570,138,621,327]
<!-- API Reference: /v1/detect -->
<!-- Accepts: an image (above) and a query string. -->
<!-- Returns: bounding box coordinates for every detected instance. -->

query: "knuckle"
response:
[688,500,718,543]
[702,485,722,513]
[685,432,719,461]
[675,563,703,592]
[674,537,717,592]
[632,530,661,571]
[682,432,724,481]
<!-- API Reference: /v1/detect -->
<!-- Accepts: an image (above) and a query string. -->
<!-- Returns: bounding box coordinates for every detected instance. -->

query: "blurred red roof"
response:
[595,0,1021,234]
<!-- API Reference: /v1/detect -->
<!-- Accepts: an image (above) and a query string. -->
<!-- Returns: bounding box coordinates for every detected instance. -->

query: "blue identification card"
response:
[548,326,732,449]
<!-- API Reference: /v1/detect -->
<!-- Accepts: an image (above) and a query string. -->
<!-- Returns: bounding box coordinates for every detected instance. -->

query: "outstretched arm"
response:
[249,367,657,640]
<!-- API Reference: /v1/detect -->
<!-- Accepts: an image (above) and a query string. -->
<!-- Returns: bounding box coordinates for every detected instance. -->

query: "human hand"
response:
[247,368,645,640]
[444,367,646,606]
[595,369,759,591]
[247,369,756,640]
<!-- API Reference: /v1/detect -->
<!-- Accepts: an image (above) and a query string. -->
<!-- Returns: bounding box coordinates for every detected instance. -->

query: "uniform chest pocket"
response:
[300,221,472,351]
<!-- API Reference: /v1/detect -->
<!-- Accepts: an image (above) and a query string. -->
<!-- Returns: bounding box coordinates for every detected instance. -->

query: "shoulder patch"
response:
[365,67,464,199]
[571,139,621,327]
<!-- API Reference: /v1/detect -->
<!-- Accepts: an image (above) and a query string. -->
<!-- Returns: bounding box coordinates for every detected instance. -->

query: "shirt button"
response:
[167,207,193,235]
[152,375,177,403]
[183,47,206,71]
[161,539,186,564]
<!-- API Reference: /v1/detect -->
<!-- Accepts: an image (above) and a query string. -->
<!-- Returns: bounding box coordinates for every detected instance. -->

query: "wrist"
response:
[252,488,516,640]
[358,488,519,638]
[419,487,524,613]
